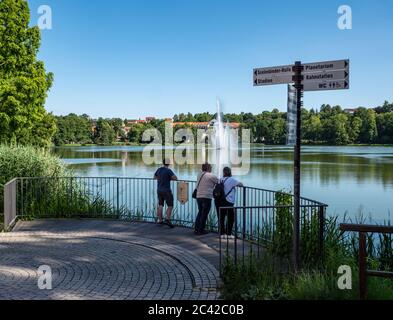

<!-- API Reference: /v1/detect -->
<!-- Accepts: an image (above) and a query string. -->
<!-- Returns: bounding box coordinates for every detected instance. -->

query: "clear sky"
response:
[28,0,393,119]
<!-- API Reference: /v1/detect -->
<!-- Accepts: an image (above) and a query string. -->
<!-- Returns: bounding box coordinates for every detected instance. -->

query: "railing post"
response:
[359,232,367,300]
[4,179,17,230]
[234,209,238,267]
[116,178,120,218]
[242,187,247,239]
[70,177,73,217]
[219,208,222,276]
[318,205,325,266]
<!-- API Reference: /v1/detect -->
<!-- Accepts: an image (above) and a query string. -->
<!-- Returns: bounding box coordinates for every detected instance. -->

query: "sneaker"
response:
[156,220,164,225]
[227,235,235,240]
[164,220,175,229]
[220,235,228,240]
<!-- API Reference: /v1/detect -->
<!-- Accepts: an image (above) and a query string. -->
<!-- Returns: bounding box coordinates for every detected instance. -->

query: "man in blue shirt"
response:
[154,159,178,228]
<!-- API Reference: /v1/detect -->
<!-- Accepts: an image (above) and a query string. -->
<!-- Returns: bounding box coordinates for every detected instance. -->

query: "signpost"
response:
[253,59,350,271]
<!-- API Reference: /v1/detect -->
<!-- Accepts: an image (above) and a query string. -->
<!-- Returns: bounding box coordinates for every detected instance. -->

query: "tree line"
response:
[51,101,393,146]
[1,1,392,148]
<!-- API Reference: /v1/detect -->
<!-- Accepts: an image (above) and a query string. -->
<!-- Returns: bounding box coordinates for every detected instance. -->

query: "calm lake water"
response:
[53,145,393,222]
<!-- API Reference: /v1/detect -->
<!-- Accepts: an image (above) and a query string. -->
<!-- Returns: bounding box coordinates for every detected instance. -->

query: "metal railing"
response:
[340,223,393,300]
[8,177,200,227]
[218,202,327,273]
[3,177,326,226]
[2,177,328,267]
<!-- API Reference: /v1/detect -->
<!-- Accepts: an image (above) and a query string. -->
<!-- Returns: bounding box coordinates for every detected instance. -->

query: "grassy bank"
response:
[221,209,393,300]
[220,191,393,300]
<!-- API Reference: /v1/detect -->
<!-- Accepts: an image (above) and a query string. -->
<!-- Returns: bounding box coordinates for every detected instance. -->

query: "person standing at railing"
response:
[154,158,178,228]
[194,163,219,236]
[214,167,243,239]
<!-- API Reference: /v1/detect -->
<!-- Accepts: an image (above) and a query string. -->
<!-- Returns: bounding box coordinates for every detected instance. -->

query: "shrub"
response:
[0,145,116,228]
[0,145,68,214]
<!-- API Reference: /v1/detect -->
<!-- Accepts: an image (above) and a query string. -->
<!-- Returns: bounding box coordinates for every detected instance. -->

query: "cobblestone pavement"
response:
[0,220,220,300]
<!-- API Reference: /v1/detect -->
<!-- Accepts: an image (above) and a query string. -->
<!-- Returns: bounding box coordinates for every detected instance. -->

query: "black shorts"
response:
[158,191,174,207]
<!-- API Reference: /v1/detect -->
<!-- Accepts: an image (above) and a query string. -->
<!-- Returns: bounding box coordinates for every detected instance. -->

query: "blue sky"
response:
[28,0,393,119]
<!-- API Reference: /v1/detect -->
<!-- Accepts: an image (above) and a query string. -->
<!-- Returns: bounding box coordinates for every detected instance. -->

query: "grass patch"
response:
[221,192,393,300]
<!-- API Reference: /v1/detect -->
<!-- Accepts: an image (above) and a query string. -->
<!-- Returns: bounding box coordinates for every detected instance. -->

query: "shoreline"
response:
[53,143,393,148]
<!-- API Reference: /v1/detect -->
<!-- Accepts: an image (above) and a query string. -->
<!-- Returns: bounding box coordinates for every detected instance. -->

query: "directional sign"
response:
[302,70,349,83]
[303,80,349,92]
[302,59,349,74]
[253,59,350,91]
[254,74,294,86]
[253,65,294,86]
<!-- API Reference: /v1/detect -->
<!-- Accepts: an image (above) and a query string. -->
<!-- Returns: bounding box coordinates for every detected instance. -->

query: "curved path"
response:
[0,220,221,300]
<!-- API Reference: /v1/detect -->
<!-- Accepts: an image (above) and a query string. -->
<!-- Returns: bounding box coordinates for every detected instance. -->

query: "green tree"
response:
[0,0,55,146]
[94,118,116,144]
[53,114,93,145]
[331,113,350,145]
[127,124,145,143]
[354,108,378,143]
[348,116,362,144]
[375,101,393,114]
[110,118,124,135]
[376,112,393,144]
[303,115,322,142]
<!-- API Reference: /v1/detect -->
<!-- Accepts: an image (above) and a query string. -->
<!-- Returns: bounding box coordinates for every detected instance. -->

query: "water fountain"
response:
[213,100,232,177]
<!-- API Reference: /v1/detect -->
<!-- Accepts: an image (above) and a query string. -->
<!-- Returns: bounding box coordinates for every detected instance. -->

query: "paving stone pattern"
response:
[0,220,220,300]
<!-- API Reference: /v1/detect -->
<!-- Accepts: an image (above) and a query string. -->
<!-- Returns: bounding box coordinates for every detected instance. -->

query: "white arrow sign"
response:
[302,59,349,73]
[302,70,349,83]
[253,59,350,90]
[303,80,349,92]
[254,74,294,86]
[253,65,294,86]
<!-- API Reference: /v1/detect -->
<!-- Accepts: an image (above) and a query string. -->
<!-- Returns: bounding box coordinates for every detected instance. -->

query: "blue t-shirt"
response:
[155,167,175,192]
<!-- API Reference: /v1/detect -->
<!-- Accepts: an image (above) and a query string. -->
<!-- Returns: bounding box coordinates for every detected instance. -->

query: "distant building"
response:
[125,117,156,125]
[172,121,241,130]
[344,108,358,114]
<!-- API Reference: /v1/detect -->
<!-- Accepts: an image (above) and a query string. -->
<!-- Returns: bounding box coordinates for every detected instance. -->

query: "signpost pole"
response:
[253,58,349,272]
[293,61,303,272]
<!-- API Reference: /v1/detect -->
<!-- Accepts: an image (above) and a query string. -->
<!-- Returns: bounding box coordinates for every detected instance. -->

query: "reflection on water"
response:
[53,145,393,221]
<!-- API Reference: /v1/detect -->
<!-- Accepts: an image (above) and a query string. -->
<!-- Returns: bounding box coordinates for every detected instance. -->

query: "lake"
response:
[53,145,393,222]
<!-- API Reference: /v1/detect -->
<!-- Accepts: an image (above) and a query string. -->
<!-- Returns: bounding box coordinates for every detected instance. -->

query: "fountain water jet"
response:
[213,100,235,178]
